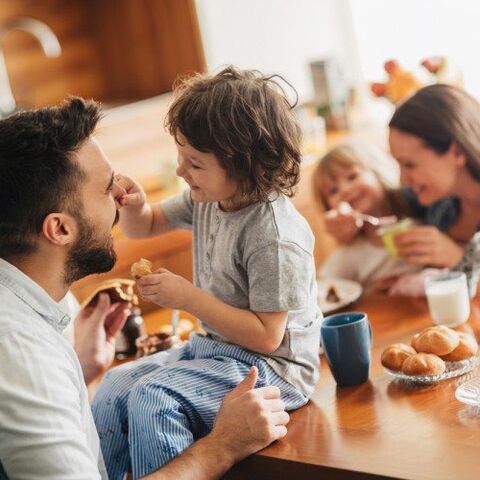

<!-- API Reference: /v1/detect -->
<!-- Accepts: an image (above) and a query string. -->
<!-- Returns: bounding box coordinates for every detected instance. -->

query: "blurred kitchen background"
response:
[3,1,479,110]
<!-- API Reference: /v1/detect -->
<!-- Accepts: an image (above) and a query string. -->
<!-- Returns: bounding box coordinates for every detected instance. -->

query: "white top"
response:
[0,259,107,479]
[319,237,419,289]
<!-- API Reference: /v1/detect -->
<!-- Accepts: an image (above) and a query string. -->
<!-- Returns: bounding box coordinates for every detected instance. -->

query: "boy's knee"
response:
[127,376,176,420]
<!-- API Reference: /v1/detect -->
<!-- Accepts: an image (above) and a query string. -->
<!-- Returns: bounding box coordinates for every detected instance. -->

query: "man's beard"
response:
[64,210,119,285]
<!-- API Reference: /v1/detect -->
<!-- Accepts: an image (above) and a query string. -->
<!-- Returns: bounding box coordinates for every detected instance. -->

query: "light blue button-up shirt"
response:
[0,259,107,479]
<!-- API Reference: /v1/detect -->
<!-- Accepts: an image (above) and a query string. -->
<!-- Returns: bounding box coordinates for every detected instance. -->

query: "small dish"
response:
[317,278,363,315]
[385,356,480,385]
[456,375,480,406]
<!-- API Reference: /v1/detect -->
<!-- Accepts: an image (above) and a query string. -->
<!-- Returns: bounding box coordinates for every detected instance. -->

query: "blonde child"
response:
[92,67,321,479]
[314,140,420,291]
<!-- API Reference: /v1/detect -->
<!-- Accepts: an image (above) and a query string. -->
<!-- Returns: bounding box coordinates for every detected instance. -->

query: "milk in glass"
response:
[425,272,470,327]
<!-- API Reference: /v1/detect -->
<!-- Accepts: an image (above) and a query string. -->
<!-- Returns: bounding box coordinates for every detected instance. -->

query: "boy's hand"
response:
[114,174,147,209]
[137,268,196,310]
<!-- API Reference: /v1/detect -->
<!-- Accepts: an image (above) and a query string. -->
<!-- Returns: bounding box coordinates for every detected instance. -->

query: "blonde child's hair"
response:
[313,140,399,210]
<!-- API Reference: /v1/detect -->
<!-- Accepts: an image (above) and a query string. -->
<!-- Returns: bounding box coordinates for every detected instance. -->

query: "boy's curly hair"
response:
[165,66,302,201]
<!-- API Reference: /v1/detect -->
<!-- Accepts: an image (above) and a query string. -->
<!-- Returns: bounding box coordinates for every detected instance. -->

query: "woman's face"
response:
[389,128,462,206]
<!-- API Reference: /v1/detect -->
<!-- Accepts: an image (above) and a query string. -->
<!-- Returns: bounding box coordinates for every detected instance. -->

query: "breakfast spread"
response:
[135,319,195,357]
[131,258,153,279]
[411,325,460,356]
[136,332,176,357]
[402,353,446,376]
[380,343,416,371]
[441,332,478,361]
[381,325,478,377]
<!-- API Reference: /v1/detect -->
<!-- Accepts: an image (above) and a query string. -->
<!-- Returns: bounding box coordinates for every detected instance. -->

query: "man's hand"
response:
[210,366,289,463]
[137,269,197,311]
[394,226,464,268]
[74,293,130,385]
[141,367,289,480]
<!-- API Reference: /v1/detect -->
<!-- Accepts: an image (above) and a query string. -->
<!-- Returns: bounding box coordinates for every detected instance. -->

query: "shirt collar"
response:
[0,258,71,333]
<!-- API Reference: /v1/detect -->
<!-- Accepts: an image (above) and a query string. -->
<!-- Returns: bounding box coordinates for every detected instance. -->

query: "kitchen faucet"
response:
[0,17,61,116]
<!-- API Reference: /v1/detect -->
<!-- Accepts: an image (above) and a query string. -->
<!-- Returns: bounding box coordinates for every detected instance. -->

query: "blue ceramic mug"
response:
[320,312,372,387]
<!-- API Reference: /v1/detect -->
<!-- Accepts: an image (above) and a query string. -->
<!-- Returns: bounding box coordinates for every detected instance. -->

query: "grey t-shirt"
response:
[161,190,321,396]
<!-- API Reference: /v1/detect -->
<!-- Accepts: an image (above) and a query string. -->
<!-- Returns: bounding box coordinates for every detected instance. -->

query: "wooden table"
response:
[225,294,480,480]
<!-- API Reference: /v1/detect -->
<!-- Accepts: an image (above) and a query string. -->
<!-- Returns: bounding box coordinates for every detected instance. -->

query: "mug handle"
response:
[368,321,373,346]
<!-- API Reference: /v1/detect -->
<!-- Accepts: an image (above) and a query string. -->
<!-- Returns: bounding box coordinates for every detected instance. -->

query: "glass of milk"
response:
[424,271,470,327]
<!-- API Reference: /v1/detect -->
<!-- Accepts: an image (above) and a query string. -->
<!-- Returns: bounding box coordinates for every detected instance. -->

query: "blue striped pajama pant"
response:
[92,333,308,479]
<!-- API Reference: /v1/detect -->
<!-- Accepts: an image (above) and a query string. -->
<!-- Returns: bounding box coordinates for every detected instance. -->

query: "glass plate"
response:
[385,356,480,385]
[456,376,480,406]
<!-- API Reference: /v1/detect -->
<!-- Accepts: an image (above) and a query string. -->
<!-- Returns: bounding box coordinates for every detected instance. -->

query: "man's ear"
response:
[42,213,76,247]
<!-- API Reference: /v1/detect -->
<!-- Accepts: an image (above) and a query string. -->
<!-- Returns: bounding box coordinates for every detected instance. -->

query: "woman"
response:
[326,84,480,293]
[389,84,480,267]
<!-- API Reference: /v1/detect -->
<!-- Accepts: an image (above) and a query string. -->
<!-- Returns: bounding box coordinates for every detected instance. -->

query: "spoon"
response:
[354,213,398,228]
[328,202,398,228]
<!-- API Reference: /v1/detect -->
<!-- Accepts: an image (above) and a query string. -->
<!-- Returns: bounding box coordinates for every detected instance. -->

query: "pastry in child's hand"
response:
[381,343,417,371]
[131,258,153,279]
[411,325,459,356]
[402,353,446,376]
[440,332,478,361]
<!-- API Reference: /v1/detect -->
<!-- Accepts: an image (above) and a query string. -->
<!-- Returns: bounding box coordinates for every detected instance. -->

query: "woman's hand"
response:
[394,226,464,268]
[137,268,197,310]
[324,202,361,244]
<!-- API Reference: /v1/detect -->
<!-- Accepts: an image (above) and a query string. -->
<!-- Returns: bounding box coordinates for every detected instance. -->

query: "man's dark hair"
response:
[165,66,302,202]
[0,97,102,258]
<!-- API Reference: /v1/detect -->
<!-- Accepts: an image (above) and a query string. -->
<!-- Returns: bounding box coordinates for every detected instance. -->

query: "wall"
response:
[350,0,480,98]
[195,0,356,102]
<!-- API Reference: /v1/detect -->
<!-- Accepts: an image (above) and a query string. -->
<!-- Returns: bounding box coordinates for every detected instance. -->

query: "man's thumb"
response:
[230,366,258,399]
[90,293,111,323]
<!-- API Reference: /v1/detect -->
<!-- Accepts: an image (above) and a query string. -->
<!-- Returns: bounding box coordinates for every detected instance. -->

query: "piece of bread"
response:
[412,326,459,356]
[402,353,446,376]
[131,258,153,279]
[381,343,417,371]
[80,279,137,308]
[441,332,478,361]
